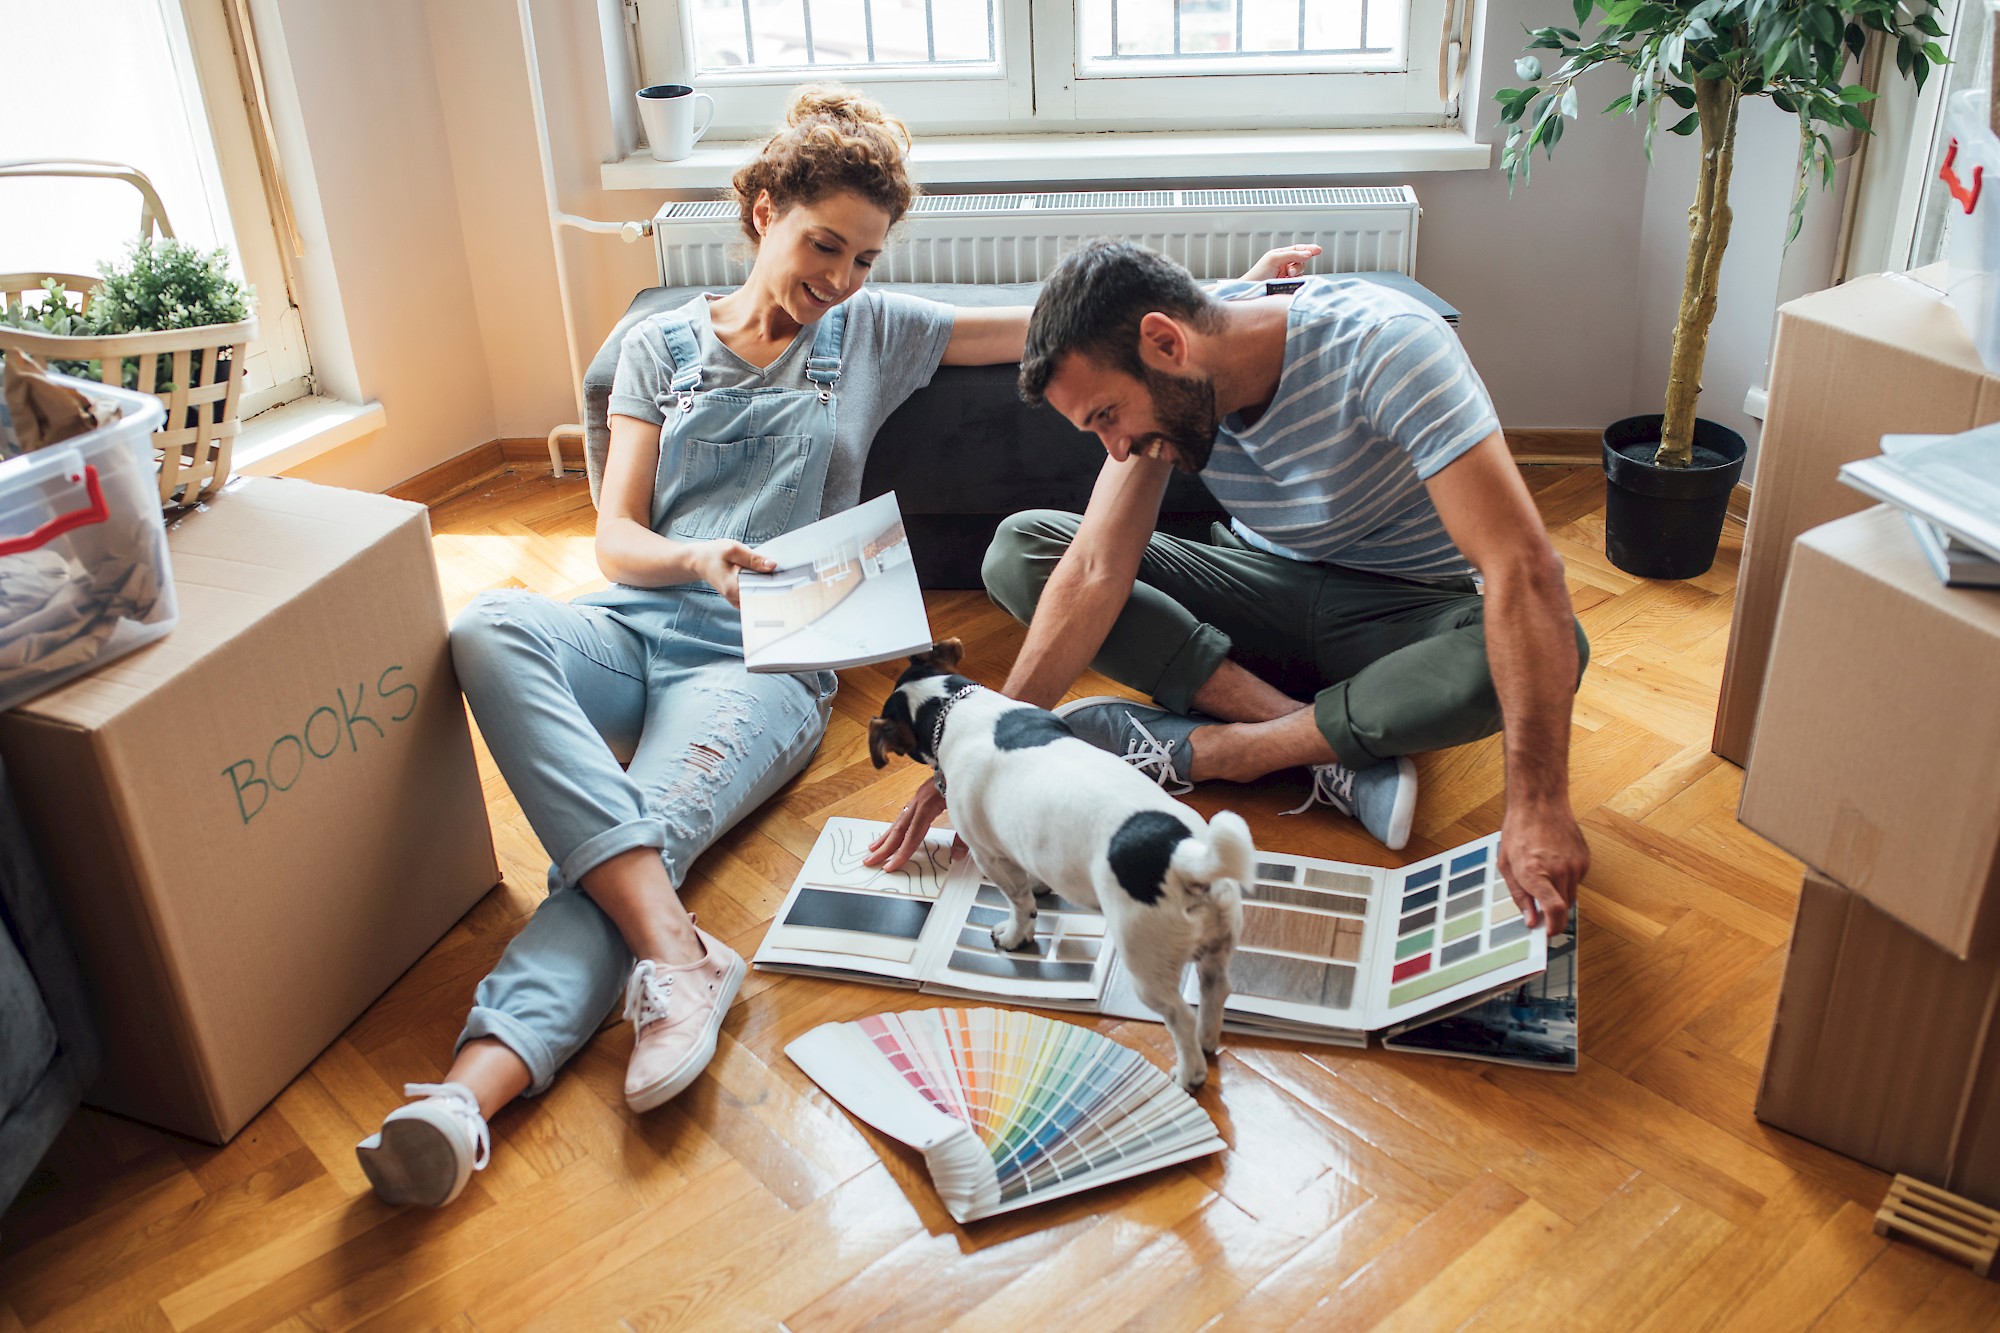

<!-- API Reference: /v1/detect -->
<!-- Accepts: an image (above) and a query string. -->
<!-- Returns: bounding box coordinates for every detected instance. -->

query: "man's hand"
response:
[1240,244,1322,282]
[865,781,952,871]
[1497,800,1588,935]
[690,539,776,606]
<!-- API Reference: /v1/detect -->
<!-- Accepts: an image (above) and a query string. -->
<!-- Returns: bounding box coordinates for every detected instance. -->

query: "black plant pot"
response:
[1601,414,1748,580]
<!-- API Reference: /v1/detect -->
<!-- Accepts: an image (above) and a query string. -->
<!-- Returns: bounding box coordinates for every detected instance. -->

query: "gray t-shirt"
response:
[607,288,958,521]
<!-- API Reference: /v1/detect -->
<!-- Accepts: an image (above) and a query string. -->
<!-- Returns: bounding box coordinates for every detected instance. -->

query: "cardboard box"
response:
[1740,506,2000,958]
[0,478,498,1142]
[1758,873,2000,1209]
[1714,270,2000,765]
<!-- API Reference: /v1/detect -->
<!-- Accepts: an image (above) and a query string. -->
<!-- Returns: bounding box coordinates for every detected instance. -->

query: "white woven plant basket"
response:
[1,270,256,508]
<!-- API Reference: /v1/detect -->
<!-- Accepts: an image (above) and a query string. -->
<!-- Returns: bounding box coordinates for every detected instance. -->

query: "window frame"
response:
[173,0,315,419]
[631,0,1463,140]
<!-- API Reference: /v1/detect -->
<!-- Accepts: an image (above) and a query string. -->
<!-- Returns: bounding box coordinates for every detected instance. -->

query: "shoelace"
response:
[402,1082,491,1170]
[1118,711,1194,796]
[1284,762,1355,817]
[622,959,676,1033]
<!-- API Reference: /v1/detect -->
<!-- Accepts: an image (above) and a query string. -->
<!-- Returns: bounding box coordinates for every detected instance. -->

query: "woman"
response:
[355,85,1314,1208]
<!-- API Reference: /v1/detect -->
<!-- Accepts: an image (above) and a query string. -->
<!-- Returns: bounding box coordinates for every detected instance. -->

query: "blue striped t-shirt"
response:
[1200,276,1499,582]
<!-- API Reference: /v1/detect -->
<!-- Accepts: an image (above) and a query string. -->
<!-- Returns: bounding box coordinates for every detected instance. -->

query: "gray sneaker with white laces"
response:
[1053,696,1205,795]
[1285,755,1419,851]
[356,1081,491,1208]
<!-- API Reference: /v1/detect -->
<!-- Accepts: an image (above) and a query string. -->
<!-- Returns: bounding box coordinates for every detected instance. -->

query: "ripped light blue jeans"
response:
[450,584,834,1093]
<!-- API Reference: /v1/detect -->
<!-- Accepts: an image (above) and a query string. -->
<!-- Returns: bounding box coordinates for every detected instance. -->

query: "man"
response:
[869,241,1589,933]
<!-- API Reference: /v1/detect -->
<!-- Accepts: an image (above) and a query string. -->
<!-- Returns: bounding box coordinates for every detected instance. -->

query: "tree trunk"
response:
[1658,76,1739,468]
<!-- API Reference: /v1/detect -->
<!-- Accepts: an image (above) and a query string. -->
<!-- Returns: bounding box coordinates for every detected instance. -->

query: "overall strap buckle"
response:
[804,302,848,402]
[660,312,704,407]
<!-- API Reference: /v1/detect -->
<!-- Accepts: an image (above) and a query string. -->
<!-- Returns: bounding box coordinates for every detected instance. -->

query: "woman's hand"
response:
[690,539,777,606]
[1241,244,1322,282]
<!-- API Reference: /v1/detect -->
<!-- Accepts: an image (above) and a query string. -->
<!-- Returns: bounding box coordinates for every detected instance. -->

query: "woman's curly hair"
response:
[728,84,918,246]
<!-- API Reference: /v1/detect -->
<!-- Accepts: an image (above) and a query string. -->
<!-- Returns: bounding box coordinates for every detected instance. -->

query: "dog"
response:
[868,640,1249,1090]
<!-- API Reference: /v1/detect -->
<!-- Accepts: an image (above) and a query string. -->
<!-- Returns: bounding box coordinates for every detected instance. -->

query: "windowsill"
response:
[233,395,387,475]
[601,126,1492,191]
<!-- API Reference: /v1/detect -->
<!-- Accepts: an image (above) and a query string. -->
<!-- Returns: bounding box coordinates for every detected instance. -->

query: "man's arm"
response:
[1001,453,1174,707]
[863,452,1171,870]
[1423,432,1588,933]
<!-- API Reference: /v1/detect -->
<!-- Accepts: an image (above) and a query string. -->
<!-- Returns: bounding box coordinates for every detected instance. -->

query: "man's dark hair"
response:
[1019,241,1221,406]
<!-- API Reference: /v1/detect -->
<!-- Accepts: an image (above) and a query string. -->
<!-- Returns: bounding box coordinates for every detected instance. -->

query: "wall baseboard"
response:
[1506,428,1600,466]
[386,436,586,507]
[1727,481,1752,529]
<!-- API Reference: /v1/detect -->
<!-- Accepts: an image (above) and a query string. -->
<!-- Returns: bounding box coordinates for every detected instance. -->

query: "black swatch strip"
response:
[1401,885,1439,912]
[785,887,932,940]
[1256,862,1298,882]
[959,925,1047,956]
[972,883,1099,916]
[946,949,1098,983]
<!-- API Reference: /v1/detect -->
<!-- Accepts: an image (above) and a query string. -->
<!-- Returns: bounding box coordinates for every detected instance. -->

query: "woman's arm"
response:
[933,244,1325,368]
[594,413,775,603]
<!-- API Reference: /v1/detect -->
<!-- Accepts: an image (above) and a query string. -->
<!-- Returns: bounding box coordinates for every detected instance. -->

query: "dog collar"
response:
[928,681,981,795]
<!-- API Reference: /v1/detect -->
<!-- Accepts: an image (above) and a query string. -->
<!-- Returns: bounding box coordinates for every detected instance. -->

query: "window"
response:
[630,0,1465,138]
[0,0,311,419]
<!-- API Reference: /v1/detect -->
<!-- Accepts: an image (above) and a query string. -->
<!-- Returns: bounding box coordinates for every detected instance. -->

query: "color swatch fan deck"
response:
[786,1007,1226,1222]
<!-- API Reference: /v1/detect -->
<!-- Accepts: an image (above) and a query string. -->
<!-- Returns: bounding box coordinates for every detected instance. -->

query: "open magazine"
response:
[737,491,931,672]
[755,818,1552,1050]
[1839,425,2000,565]
[1383,909,1577,1071]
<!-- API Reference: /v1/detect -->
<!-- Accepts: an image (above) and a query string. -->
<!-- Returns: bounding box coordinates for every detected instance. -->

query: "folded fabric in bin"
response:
[0,373,172,713]
[0,546,160,686]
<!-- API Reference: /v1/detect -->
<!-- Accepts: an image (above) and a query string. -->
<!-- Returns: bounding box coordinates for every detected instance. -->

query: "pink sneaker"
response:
[621,925,745,1112]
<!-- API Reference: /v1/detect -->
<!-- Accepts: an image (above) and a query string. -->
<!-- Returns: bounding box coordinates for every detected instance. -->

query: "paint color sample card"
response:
[1198,833,1548,1039]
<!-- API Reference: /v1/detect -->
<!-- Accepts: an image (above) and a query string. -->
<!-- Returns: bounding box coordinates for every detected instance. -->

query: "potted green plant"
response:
[1498,0,1947,578]
[2,237,256,507]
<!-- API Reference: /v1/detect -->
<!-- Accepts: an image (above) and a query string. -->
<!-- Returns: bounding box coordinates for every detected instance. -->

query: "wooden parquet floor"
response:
[6,464,1998,1332]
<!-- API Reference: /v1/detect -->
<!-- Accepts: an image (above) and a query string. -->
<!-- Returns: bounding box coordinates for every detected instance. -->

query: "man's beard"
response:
[1137,366,1218,475]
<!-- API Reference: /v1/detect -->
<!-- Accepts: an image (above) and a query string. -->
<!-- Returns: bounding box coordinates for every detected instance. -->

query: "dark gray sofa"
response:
[582,282,1227,588]
[0,756,100,1216]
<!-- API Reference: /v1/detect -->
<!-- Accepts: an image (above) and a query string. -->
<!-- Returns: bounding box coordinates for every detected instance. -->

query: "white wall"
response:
[266,0,1851,487]
[263,0,498,492]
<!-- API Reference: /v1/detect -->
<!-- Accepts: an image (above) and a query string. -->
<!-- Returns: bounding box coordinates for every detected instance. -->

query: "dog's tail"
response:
[1170,810,1253,899]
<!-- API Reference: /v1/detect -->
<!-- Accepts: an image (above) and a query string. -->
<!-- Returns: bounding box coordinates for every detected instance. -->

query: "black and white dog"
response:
[868,641,1249,1090]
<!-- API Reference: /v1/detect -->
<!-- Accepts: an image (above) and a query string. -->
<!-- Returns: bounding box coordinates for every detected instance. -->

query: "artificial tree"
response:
[1498,0,1949,467]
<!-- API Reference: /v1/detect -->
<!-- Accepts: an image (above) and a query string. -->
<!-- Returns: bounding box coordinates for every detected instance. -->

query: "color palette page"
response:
[917,878,1116,1007]
[1209,850,1390,1031]
[754,817,966,984]
[1368,834,1548,1031]
[786,1007,1225,1222]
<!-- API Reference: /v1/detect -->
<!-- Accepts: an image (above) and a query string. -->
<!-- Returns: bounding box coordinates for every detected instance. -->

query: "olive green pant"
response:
[980,510,1590,770]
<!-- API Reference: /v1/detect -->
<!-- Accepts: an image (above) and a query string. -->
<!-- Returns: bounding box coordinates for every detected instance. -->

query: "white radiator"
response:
[650,186,1420,287]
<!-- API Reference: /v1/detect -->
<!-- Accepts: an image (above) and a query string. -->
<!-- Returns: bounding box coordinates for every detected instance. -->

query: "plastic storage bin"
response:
[0,375,174,713]
[1941,88,2000,374]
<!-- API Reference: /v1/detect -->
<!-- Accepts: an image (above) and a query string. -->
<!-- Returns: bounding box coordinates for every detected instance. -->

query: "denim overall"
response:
[447,306,846,1093]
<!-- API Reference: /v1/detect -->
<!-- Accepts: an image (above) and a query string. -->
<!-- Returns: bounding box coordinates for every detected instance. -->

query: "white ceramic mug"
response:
[638,84,716,162]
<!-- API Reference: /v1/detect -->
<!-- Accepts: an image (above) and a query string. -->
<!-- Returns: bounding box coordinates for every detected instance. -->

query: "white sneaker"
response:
[356,1082,491,1208]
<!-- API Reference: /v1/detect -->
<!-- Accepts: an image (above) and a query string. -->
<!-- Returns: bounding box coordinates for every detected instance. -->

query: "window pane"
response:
[0,0,231,277]
[689,0,996,72]
[1079,0,1398,67]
